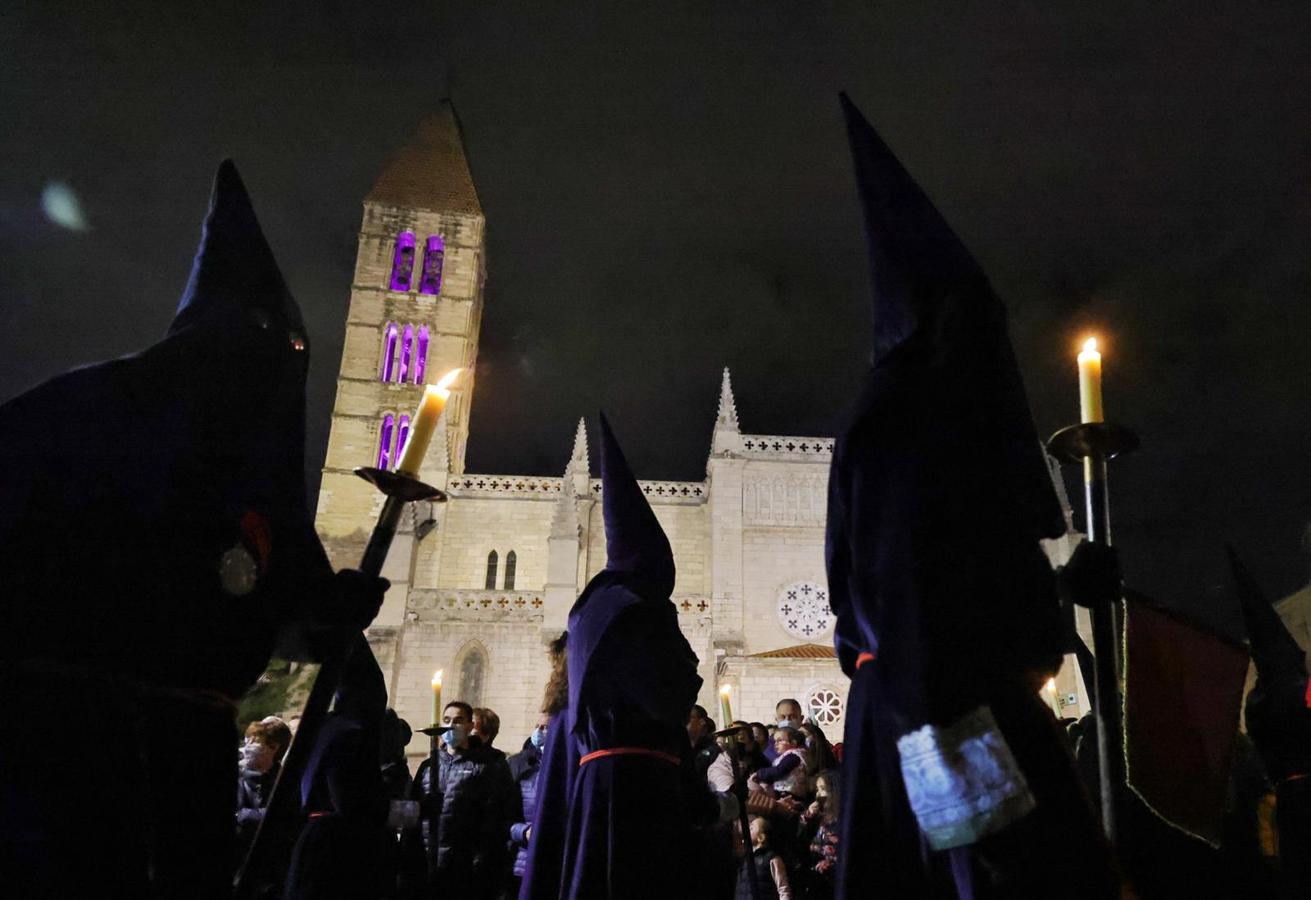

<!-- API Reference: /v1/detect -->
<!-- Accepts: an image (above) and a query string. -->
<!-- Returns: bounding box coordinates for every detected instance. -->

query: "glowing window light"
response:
[419,235,445,295]
[414,326,429,384]
[395,415,410,465]
[381,323,399,382]
[398,324,415,384]
[377,414,395,469]
[390,232,416,292]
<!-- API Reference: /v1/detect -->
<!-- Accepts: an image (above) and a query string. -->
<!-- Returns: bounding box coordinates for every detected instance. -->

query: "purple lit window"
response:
[377,414,395,469]
[395,414,411,462]
[389,232,416,291]
[414,326,429,384]
[381,323,399,382]
[419,235,445,295]
[398,325,415,384]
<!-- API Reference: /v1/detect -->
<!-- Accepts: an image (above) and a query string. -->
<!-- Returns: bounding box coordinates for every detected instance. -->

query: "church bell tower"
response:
[315,103,485,658]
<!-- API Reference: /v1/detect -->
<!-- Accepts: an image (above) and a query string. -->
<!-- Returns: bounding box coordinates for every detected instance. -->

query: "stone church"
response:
[312,104,1090,755]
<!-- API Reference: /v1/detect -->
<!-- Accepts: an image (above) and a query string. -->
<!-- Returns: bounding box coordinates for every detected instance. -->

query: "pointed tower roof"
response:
[368,102,482,215]
[715,367,739,432]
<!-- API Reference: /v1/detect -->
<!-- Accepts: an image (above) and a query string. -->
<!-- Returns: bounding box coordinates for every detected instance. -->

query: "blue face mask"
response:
[530,727,545,749]
[442,724,466,747]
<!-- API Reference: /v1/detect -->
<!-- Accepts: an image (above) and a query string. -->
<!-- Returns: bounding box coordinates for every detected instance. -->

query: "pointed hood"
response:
[824,94,1065,714]
[598,412,675,597]
[170,160,307,345]
[1228,545,1305,684]
[838,92,1063,541]
[840,92,993,364]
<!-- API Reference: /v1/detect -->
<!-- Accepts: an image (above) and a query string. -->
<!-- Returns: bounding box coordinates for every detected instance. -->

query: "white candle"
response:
[1077,338,1103,424]
[395,368,462,476]
[719,684,733,727]
[431,670,443,727]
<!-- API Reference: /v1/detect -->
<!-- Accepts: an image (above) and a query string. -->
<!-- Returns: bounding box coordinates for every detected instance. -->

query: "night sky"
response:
[4,2,1309,636]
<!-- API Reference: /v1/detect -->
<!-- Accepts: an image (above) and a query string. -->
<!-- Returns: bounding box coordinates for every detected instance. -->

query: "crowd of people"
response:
[233,695,850,899]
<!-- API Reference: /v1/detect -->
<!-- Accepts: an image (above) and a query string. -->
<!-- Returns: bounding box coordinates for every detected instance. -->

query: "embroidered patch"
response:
[219,544,259,597]
[896,705,1036,850]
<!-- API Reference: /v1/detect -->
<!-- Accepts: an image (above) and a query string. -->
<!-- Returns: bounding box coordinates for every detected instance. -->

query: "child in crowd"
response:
[738,817,792,900]
[798,770,840,899]
[748,726,810,802]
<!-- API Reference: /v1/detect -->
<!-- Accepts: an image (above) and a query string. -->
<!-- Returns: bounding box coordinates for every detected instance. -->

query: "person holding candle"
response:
[0,161,390,899]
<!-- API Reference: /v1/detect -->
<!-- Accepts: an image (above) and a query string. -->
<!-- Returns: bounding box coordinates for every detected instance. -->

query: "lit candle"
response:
[395,368,462,476]
[431,670,443,727]
[1077,338,1103,424]
[719,684,733,727]
[1043,677,1060,715]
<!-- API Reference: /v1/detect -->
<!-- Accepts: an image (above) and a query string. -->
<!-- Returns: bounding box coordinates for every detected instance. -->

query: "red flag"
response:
[1123,593,1249,846]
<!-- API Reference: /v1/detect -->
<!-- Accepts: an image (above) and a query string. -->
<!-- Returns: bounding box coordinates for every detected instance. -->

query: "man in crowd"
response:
[472,707,505,763]
[412,700,513,896]
[508,713,550,897]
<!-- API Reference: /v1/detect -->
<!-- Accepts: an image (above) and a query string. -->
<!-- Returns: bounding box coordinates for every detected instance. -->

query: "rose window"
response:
[775,580,833,640]
[807,686,844,726]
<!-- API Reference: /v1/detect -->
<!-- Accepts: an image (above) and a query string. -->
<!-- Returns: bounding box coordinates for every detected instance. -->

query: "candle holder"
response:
[352,466,445,575]
[1045,420,1139,847]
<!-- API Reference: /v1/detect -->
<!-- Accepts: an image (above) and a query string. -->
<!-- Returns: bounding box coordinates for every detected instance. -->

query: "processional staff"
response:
[234,369,462,898]
[1047,338,1137,845]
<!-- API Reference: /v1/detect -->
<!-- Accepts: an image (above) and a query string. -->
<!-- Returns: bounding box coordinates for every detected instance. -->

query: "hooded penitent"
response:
[547,413,705,899]
[0,159,332,698]
[827,95,1113,898]
[1229,546,1311,782]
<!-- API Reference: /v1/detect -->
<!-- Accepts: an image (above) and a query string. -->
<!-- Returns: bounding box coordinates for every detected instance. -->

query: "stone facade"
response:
[315,106,1091,759]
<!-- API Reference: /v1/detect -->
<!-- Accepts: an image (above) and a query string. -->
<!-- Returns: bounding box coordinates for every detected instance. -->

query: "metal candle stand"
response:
[715,727,761,900]
[1046,421,1138,845]
[234,466,444,897]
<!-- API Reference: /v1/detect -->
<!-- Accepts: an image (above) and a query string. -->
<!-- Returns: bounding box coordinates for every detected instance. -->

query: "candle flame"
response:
[1082,337,1098,355]
[1044,677,1057,694]
[433,368,463,396]
[432,670,443,687]
[719,684,732,698]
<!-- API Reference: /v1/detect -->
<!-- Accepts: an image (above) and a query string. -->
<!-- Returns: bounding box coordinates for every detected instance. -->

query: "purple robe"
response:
[556,572,703,898]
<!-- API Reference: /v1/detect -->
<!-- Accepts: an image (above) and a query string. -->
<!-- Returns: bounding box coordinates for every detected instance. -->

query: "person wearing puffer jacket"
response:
[506,714,549,895]
[410,701,513,898]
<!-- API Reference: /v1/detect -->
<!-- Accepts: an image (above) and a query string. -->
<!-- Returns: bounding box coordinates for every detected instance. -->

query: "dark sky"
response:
[4,2,1310,636]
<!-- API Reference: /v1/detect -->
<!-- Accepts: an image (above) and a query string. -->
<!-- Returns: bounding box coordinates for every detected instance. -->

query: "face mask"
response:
[530,728,545,749]
[442,725,466,747]
[777,719,792,729]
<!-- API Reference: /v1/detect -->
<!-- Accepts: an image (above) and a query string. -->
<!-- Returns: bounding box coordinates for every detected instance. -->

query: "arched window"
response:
[458,646,486,708]
[419,235,445,295]
[389,232,416,291]
[380,323,399,382]
[397,324,415,384]
[484,550,498,590]
[395,414,410,463]
[414,326,429,384]
[504,550,517,590]
[377,414,395,470]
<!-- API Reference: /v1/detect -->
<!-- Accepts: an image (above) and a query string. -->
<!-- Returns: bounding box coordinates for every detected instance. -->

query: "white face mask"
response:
[777,719,793,729]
